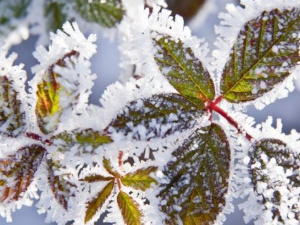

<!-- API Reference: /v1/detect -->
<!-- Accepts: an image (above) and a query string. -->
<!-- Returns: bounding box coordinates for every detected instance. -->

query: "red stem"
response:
[25,132,52,145]
[207,97,253,141]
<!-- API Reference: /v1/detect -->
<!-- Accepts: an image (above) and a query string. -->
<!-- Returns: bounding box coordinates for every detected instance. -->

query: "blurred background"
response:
[1,0,300,224]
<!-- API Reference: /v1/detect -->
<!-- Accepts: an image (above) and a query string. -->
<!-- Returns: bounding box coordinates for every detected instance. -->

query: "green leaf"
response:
[44,0,67,32]
[52,128,113,153]
[159,124,231,224]
[35,51,79,134]
[85,180,114,223]
[0,76,26,137]
[103,157,118,177]
[154,36,215,109]
[75,0,123,28]
[121,166,158,191]
[47,159,75,210]
[106,93,203,140]
[0,144,46,202]
[221,8,300,102]
[80,174,114,183]
[250,139,300,223]
[117,191,142,225]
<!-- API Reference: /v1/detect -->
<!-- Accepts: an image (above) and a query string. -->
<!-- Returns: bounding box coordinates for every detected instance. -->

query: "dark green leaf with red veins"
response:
[35,51,79,134]
[121,166,158,191]
[51,128,113,153]
[158,124,230,224]
[44,0,67,32]
[0,76,26,137]
[250,139,300,223]
[0,144,46,203]
[154,36,215,109]
[84,180,114,224]
[117,191,142,225]
[75,0,123,28]
[47,159,75,210]
[221,8,300,103]
[106,93,203,141]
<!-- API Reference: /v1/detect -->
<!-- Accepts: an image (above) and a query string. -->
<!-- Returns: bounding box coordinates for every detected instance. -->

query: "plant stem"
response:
[25,132,53,145]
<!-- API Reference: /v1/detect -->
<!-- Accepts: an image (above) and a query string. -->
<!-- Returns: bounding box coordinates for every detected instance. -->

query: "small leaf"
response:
[121,166,158,191]
[117,191,142,225]
[52,128,113,153]
[85,180,114,224]
[0,76,26,137]
[44,0,67,32]
[106,93,203,140]
[250,139,300,223]
[35,51,79,134]
[75,0,123,28]
[103,157,118,177]
[47,159,75,210]
[221,8,300,102]
[159,124,230,224]
[154,36,215,109]
[0,144,46,202]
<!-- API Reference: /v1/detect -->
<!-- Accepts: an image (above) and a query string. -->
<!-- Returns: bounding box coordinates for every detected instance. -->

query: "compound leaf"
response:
[106,93,203,141]
[0,76,26,137]
[154,36,215,109]
[52,128,113,153]
[159,124,230,224]
[117,191,142,225]
[44,0,67,32]
[85,180,114,224]
[121,166,158,191]
[250,139,300,223]
[47,159,75,210]
[0,144,46,202]
[221,8,300,102]
[75,0,123,28]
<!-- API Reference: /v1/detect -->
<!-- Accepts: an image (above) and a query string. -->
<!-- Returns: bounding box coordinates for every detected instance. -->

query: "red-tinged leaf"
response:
[80,174,114,183]
[117,191,142,225]
[221,8,300,102]
[0,76,26,137]
[103,157,119,177]
[47,159,75,210]
[250,139,300,223]
[0,144,46,202]
[84,180,114,224]
[35,51,79,134]
[121,166,158,191]
[106,93,203,140]
[158,124,230,224]
[154,36,215,109]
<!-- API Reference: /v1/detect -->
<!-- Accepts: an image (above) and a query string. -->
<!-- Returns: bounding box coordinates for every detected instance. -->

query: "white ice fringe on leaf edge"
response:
[213,0,300,109]
[118,4,212,82]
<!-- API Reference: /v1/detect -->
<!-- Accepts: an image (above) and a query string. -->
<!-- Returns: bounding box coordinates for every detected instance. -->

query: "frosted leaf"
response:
[44,0,67,32]
[154,35,215,109]
[0,50,27,137]
[249,139,300,224]
[158,124,230,224]
[0,144,46,203]
[220,8,300,103]
[106,93,203,141]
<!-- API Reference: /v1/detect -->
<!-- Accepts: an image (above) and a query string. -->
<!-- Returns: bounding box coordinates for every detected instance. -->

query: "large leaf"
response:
[117,191,142,225]
[47,159,75,210]
[52,128,113,153]
[121,166,158,191]
[154,36,215,109]
[106,93,203,140]
[0,76,26,137]
[159,124,230,224]
[0,144,46,202]
[44,0,67,32]
[75,0,123,28]
[35,51,78,134]
[85,180,114,223]
[221,8,300,102]
[250,139,300,223]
